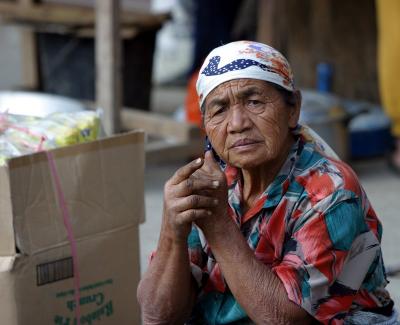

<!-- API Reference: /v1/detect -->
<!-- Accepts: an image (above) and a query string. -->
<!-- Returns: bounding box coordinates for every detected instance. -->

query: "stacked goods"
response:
[0,110,100,165]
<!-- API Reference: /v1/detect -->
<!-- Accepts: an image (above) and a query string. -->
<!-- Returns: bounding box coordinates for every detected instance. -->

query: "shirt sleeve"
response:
[187,225,208,288]
[272,191,381,324]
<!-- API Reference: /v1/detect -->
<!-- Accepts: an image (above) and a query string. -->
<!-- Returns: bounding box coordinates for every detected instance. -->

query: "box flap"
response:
[0,167,17,256]
[0,255,17,272]
[7,131,145,255]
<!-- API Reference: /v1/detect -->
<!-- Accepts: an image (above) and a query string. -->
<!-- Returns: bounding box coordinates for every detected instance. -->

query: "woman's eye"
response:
[247,100,262,108]
[212,106,226,116]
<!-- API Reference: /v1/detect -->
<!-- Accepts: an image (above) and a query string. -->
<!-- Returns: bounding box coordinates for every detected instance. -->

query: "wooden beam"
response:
[95,0,121,135]
[75,26,138,39]
[146,141,203,164]
[121,108,202,142]
[0,2,169,28]
[120,108,204,163]
[18,0,34,7]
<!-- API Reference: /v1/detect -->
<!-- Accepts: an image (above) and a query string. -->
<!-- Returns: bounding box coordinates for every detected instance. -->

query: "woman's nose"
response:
[227,105,252,133]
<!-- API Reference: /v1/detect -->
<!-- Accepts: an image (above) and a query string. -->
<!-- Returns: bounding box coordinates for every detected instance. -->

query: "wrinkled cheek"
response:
[266,127,283,154]
[206,124,225,152]
[206,125,222,149]
[257,115,286,156]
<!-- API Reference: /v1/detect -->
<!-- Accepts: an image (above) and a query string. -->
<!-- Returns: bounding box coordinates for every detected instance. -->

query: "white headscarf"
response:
[196,41,295,108]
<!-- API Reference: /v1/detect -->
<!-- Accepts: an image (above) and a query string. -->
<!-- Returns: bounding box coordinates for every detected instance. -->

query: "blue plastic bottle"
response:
[317,62,333,92]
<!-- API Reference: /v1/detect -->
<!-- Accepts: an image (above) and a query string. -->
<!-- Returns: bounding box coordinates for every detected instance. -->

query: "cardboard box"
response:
[0,130,145,324]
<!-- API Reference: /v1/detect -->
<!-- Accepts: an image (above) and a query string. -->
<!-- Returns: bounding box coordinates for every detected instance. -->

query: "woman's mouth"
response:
[230,139,263,149]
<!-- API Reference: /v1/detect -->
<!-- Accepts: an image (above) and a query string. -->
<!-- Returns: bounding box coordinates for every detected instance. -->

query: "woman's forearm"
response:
[203,220,311,325]
[137,156,218,325]
[137,233,196,325]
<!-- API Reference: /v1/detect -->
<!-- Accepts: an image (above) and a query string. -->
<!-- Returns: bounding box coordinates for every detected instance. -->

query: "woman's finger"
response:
[173,177,220,196]
[173,195,218,212]
[175,209,212,225]
[169,158,204,185]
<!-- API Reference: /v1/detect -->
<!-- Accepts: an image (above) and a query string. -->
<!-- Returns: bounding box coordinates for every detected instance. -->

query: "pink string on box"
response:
[46,151,82,325]
[8,124,47,151]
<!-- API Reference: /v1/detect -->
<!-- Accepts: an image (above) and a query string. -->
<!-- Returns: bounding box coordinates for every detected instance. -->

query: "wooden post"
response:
[18,0,39,90]
[20,27,38,90]
[95,0,121,135]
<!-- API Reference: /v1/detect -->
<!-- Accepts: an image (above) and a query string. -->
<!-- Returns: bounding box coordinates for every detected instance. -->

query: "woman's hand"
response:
[162,156,222,242]
[191,150,230,236]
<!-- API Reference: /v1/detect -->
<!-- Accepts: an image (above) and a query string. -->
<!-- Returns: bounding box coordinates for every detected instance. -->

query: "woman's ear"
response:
[288,90,301,129]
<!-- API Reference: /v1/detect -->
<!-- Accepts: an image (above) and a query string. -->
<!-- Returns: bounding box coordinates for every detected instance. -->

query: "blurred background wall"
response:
[258,0,378,103]
[0,0,380,103]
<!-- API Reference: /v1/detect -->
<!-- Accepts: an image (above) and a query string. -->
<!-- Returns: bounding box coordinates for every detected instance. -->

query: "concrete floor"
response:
[140,86,400,310]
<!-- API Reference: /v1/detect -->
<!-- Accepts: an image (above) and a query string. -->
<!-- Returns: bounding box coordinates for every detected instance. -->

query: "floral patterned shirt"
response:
[187,128,392,325]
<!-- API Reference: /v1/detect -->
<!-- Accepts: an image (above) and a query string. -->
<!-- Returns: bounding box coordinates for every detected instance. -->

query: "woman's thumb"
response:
[204,150,219,170]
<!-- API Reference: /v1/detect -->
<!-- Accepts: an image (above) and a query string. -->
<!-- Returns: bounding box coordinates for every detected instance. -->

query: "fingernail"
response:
[195,158,202,164]
[212,180,219,188]
[213,199,218,205]
[207,210,212,215]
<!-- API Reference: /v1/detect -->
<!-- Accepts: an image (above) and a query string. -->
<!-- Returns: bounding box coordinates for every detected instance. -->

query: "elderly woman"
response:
[137,41,397,325]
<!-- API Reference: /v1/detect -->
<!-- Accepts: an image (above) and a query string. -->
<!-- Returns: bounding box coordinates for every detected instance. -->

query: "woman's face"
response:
[203,79,300,169]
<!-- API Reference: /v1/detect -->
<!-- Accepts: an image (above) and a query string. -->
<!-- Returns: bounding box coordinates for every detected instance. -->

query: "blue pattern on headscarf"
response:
[201,56,274,77]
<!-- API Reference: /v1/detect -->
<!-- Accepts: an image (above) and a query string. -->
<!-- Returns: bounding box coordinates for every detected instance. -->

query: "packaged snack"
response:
[0,110,101,159]
[0,136,21,166]
[48,110,100,143]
